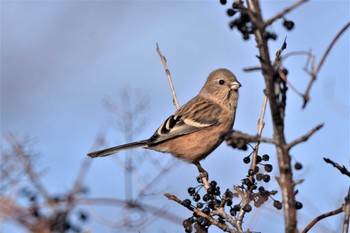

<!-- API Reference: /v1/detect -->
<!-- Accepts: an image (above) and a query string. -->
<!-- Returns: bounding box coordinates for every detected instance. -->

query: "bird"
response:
[87,68,241,176]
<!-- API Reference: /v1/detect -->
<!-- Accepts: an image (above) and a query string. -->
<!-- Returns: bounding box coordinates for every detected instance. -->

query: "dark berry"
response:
[202,194,209,202]
[294,162,302,170]
[256,155,262,163]
[264,164,273,173]
[282,68,288,76]
[243,203,252,212]
[233,204,241,211]
[193,193,200,202]
[243,33,250,40]
[283,20,295,30]
[220,0,227,5]
[183,199,191,207]
[230,208,236,216]
[197,216,204,224]
[188,187,195,195]
[295,201,303,209]
[248,168,255,176]
[79,211,88,222]
[263,174,271,183]
[213,187,221,196]
[258,186,265,193]
[210,180,217,188]
[203,207,210,214]
[226,198,233,206]
[262,154,270,161]
[197,202,203,208]
[273,200,282,210]
[243,156,251,164]
[227,8,237,17]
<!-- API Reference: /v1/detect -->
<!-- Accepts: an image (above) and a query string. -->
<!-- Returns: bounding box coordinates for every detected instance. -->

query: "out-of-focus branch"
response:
[5,133,50,200]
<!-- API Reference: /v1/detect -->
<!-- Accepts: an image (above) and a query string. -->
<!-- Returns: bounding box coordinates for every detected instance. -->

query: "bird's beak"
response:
[231,80,242,90]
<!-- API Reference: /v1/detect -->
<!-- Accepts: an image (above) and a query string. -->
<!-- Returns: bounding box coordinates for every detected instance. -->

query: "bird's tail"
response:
[87,140,148,158]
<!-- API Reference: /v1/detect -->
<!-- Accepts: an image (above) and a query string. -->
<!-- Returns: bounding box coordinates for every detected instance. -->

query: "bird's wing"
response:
[147,97,222,145]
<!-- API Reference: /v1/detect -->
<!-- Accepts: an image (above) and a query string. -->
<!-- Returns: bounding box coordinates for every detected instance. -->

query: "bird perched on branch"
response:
[88,68,241,176]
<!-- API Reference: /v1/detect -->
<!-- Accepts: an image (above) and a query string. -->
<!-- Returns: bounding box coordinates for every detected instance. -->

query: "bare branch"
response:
[286,123,324,150]
[264,0,309,27]
[323,158,350,177]
[156,43,180,109]
[301,205,344,233]
[302,21,350,108]
[225,130,276,146]
[243,66,262,72]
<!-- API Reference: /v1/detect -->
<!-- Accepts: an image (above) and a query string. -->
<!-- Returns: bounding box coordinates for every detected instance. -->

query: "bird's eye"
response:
[219,80,225,85]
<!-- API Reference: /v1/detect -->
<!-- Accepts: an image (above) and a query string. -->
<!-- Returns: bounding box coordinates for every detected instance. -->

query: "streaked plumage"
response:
[88,68,241,165]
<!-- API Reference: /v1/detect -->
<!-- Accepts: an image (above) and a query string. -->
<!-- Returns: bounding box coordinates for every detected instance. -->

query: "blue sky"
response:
[1,1,349,232]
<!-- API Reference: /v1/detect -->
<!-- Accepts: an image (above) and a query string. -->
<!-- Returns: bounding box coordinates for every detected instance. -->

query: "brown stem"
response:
[247,1,297,232]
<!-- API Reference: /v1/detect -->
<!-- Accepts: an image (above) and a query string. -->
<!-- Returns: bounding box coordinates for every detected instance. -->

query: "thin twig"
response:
[264,0,309,27]
[156,43,180,109]
[286,123,324,150]
[164,193,237,233]
[243,66,262,72]
[302,21,350,108]
[301,205,344,233]
[225,130,276,145]
[323,158,350,177]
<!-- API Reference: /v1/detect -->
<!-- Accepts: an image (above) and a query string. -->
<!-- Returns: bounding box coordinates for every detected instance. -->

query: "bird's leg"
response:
[194,162,210,190]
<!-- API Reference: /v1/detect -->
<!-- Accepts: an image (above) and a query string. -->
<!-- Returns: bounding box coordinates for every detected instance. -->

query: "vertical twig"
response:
[246,1,297,232]
[156,43,180,109]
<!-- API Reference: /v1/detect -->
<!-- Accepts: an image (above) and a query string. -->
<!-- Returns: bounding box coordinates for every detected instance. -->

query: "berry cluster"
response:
[241,153,283,209]
[220,0,296,41]
[182,180,239,232]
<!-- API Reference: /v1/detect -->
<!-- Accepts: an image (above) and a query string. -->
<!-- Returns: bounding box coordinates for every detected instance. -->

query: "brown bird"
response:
[88,68,241,176]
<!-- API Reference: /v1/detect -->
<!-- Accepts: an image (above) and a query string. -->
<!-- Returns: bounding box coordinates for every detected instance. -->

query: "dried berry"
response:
[233,204,241,211]
[273,200,282,210]
[243,203,252,212]
[262,154,270,161]
[264,164,273,173]
[220,0,227,5]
